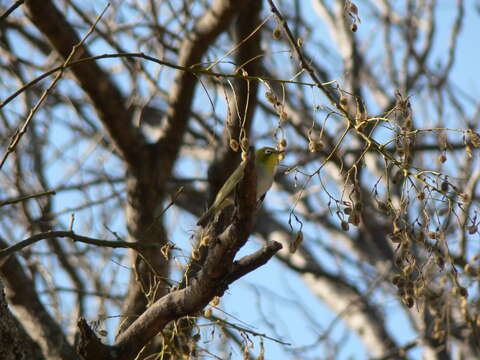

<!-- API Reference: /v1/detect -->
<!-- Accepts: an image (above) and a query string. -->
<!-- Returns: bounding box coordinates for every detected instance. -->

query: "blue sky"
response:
[2,1,480,359]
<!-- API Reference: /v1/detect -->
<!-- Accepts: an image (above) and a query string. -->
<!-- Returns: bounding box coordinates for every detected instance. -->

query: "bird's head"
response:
[255,147,284,173]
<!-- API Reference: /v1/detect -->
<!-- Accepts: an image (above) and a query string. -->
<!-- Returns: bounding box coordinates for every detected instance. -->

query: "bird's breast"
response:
[255,165,274,197]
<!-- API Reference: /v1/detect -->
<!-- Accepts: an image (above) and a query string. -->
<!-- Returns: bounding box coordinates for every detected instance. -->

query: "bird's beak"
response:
[276,149,285,161]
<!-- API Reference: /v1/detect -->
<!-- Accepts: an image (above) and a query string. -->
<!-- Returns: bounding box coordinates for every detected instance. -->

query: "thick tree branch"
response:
[119,0,247,339]
[0,238,79,360]
[0,280,45,360]
[155,0,244,188]
[207,0,263,202]
[226,241,283,283]
[76,148,280,360]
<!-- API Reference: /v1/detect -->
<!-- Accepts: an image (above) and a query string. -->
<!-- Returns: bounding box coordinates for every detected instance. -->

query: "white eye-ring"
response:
[264,148,273,155]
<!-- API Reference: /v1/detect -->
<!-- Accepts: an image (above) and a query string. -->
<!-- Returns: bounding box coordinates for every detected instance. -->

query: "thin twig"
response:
[0,189,56,207]
[0,3,110,170]
[0,0,24,22]
[0,52,335,111]
[0,230,162,260]
[212,314,291,346]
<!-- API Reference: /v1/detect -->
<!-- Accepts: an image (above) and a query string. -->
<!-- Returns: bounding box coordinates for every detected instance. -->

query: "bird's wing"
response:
[210,160,246,209]
[197,160,246,227]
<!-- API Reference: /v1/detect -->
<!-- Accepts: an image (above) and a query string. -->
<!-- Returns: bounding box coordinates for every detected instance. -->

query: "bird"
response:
[197,147,283,227]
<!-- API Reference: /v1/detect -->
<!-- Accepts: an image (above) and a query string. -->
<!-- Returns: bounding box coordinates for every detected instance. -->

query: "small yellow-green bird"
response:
[197,147,283,227]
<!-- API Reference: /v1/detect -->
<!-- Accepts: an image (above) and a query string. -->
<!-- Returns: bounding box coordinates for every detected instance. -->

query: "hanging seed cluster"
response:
[265,90,288,123]
[465,129,480,158]
[266,90,288,157]
[320,87,480,323]
[393,92,415,170]
[437,131,448,163]
[345,1,361,32]
[262,12,480,343]
[338,177,363,231]
[307,119,324,153]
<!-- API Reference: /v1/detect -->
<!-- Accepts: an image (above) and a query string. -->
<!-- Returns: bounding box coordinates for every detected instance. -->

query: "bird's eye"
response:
[264,148,272,155]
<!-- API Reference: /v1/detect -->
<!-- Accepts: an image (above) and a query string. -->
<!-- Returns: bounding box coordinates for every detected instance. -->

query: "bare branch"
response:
[0,231,162,262]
